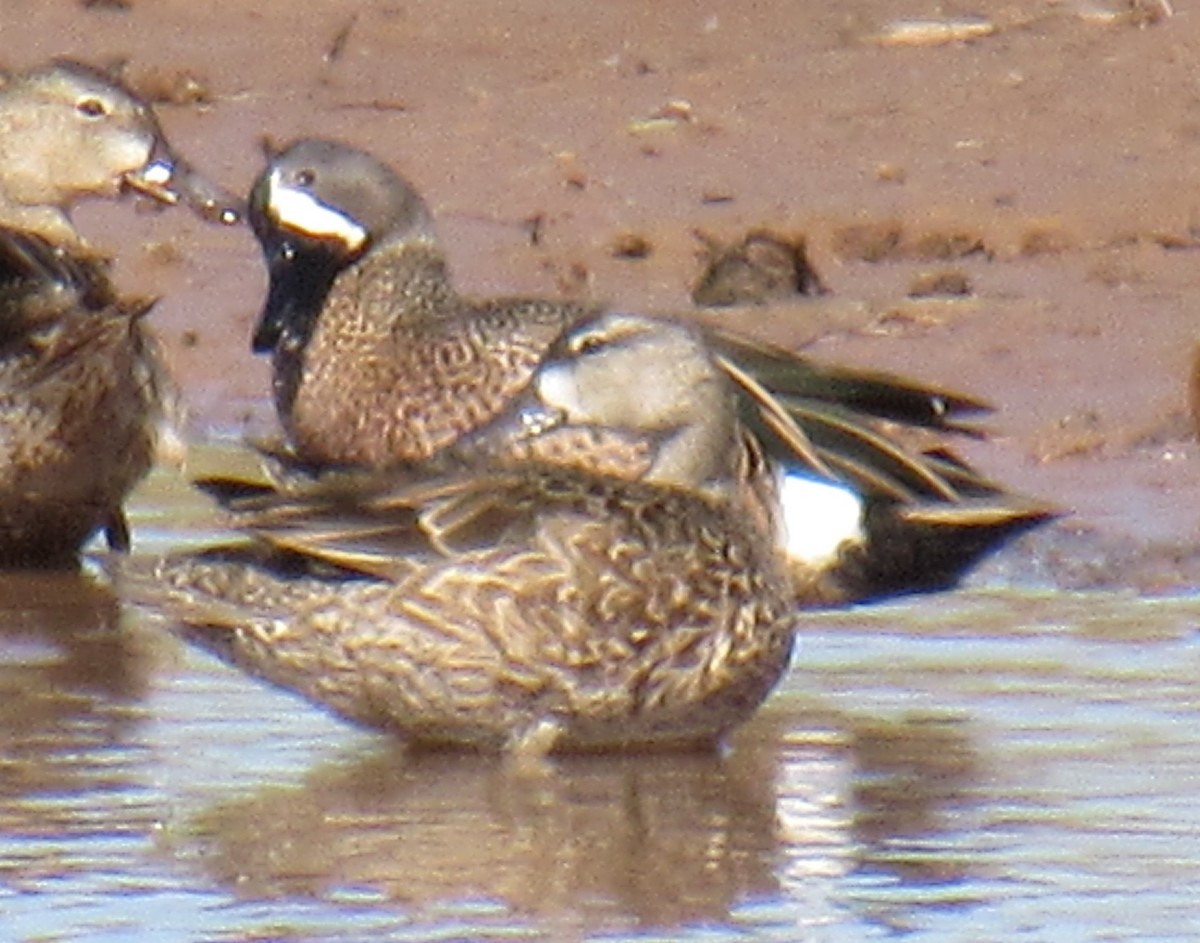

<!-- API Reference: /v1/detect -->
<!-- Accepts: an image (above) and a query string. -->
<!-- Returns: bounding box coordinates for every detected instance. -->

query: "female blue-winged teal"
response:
[129,313,798,754]
[247,138,1053,602]
[0,61,239,566]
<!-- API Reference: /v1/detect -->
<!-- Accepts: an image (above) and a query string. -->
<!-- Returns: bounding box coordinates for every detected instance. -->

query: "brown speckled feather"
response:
[0,234,166,564]
[142,467,795,753]
[280,243,590,467]
[132,314,797,754]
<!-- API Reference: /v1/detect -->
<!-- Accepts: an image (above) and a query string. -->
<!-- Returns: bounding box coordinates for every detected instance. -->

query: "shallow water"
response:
[2,464,1198,942]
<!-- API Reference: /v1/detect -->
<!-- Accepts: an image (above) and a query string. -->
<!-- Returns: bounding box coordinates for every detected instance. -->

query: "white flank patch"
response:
[776,469,864,566]
[267,169,368,250]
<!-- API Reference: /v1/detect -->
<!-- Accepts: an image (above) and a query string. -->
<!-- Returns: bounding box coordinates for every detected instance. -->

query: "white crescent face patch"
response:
[265,168,368,251]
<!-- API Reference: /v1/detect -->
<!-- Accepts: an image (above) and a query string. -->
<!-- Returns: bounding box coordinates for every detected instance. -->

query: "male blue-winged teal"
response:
[247,139,592,469]
[0,60,239,566]
[128,313,798,754]
[246,138,1053,602]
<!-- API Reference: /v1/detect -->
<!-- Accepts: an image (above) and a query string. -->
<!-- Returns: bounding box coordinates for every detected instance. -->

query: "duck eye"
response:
[294,169,316,188]
[571,331,606,356]
[76,97,109,119]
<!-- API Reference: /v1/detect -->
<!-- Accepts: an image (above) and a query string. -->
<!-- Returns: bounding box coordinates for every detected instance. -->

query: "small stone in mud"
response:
[691,230,825,307]
[610,233,652,260]
[143,240,184,267]
[863,16,997,46]
[908,270,972,298]
[832,221,904,263]
[1076,0,1173,28]
[912,231,987,261]
[523,214,545,247]
[875,162,907,184]
[555,152,587,190]
[628,99,695,134]
[180,330,200,349]
[126,67,212,105]
[1151,231,1196,251]
[1020,226,1074,256]
[545,259,590,297]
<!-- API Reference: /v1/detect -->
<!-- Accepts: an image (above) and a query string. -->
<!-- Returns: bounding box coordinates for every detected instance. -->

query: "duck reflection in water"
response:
[175,710,982,934]
[185,724,787,930]
[0,570,166,869]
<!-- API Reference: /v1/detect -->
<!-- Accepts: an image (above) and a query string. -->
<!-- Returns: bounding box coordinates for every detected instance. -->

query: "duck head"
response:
[0,60,240,242]
[527,311,746,495]
[247,138,435,355]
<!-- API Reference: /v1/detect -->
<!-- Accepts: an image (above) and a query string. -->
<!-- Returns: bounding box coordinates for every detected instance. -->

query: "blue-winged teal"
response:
[0,61,237,245]
[248,139,592,469]
[0,61,240,566]
[435,322,1055,605]
[128,313,798,754]
[247,138,1053,602]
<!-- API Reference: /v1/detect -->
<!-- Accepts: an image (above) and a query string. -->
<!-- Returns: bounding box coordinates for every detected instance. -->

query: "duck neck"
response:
[354,235,457,328]
[268,236,459,442]
[254,241,344,355]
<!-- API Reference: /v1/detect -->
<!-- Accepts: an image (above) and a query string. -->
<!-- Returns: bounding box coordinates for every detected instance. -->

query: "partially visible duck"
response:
[247,139,591,469]
[0,60,240,566]
[0,60,236,245]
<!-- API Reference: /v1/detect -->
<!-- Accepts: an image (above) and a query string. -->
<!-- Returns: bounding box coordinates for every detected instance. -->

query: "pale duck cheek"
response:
[103,135,156,184]
[267,170,368,251]
[533,361,585,418]
[775,469,864,566]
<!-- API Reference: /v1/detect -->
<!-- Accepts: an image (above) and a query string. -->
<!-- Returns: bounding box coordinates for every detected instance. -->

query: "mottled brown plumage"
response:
[248,138,1054,602]
[281,240,588,468]
[0,61,239,566]
[127,314,797,754]
[248,139,590,469]
[0,232,165,563]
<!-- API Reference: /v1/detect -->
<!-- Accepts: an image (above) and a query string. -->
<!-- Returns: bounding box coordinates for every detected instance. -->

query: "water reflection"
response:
[0,571,154,789]
[179,707,984,935]
[0,570,167,884]
[10,562,1190,940]
[188,740,781,930]
[846,712,980,886]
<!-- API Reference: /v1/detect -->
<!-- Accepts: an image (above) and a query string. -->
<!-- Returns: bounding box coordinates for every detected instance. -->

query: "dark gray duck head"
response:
[246,138,435,356]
